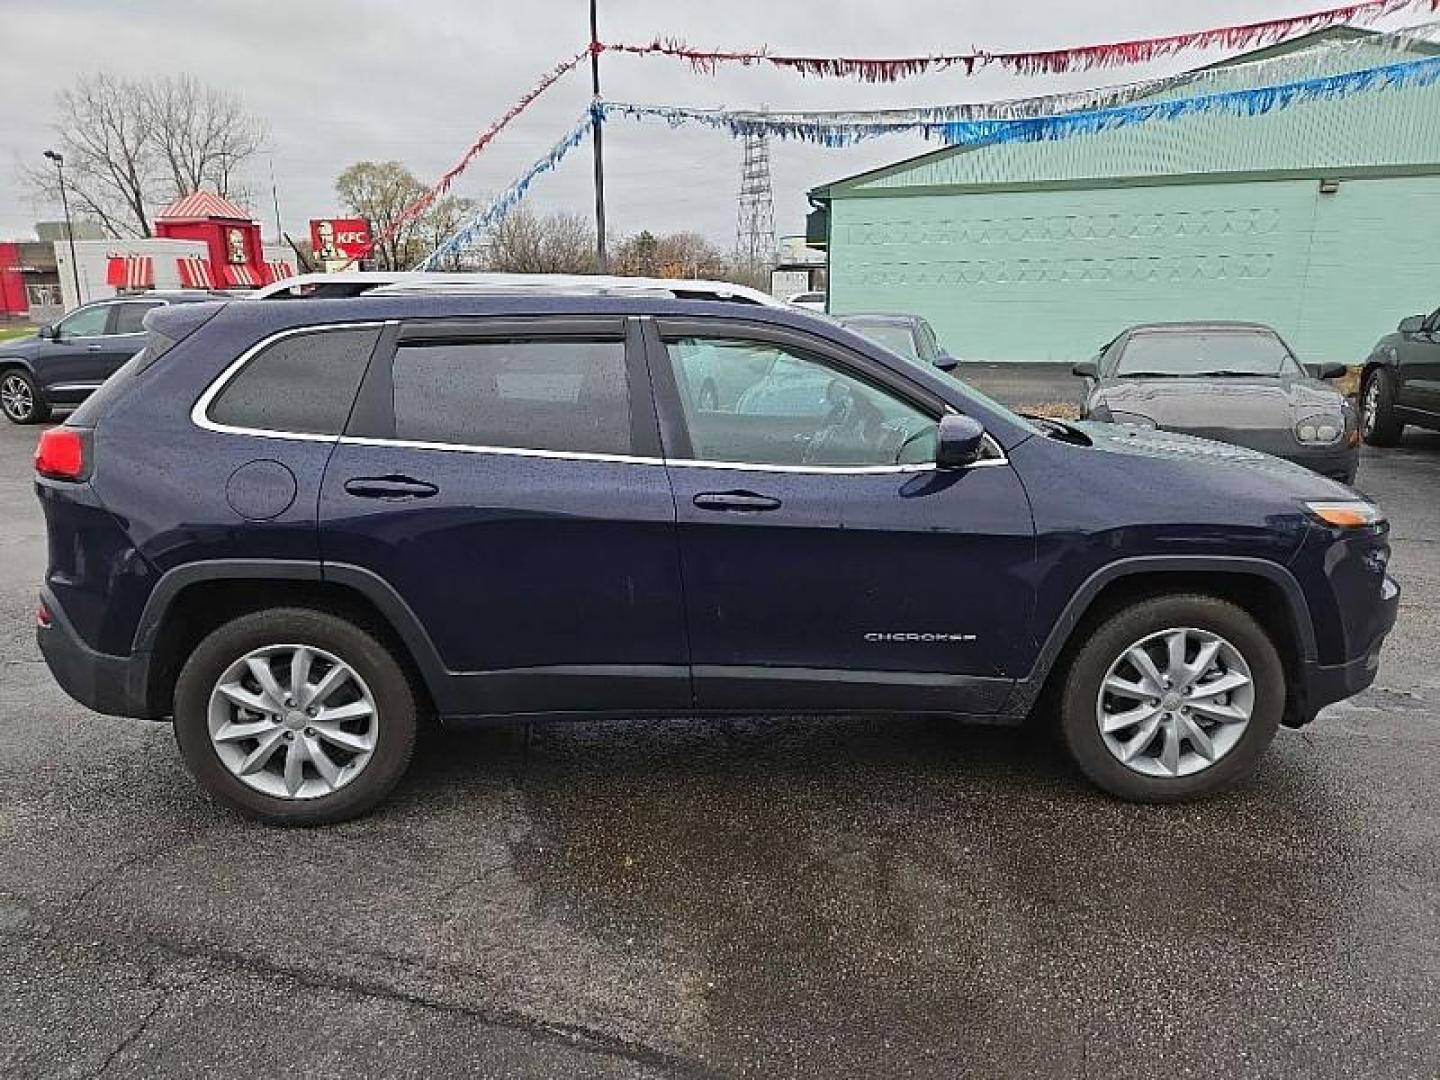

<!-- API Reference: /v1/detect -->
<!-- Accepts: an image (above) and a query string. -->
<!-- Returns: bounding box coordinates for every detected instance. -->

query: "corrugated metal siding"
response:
[828,175,1440,364]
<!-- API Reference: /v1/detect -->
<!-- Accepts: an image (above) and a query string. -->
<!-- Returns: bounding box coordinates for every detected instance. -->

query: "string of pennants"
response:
[419,22,1440,265]
[379,2,1440,265]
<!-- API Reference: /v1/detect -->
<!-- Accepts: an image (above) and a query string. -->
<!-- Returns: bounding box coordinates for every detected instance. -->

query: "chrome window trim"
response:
[193,320,1011,473]
[191,320,390,443]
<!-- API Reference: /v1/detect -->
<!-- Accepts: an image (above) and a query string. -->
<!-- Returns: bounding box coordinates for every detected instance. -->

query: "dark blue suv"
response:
[34,290,1399,823]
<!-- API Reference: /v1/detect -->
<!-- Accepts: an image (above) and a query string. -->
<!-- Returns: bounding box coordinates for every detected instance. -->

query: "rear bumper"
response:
[1291,574,1399,724]
[37,588,163,720]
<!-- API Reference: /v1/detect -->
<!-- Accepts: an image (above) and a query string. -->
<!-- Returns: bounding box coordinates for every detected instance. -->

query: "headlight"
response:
[1304,500,1385,528]
[1106,411,1158,429]
[1294,413,1345,444]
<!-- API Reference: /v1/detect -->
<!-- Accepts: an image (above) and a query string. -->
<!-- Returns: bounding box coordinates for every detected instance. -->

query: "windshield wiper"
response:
[1116,371,1185,378]
[1190,369,1277,378]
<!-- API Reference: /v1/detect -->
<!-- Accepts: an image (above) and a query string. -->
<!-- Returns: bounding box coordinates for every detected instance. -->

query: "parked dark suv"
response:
[1,292,224,424]
[35,289,1399,823]
[1360,305,1440,445]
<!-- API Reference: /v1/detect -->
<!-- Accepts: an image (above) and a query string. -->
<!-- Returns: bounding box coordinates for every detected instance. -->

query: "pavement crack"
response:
[87,965,174,1080]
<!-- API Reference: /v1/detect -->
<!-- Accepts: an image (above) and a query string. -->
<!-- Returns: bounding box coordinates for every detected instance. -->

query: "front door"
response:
[648,319,1036,715]
[39,301,115,396]
[319,315,689,717]
[1400,305,1440,418]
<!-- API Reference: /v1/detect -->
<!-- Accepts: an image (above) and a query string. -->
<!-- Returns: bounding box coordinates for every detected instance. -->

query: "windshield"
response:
[1114,330,1300,378]
[838,320,921,362]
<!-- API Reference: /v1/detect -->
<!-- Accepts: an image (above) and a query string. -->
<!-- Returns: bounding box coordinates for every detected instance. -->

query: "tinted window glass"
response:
[1115,331,1299,377]
[57,304,110,338]
[209,326,380,435]
[666,337,938,467]
[112,302,162,335]
[391,339,632,455]
[839,320,920,361]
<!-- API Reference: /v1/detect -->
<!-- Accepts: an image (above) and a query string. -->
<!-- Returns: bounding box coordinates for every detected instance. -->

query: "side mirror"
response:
[1071,360,1099,379]
[37,324,55,340]
[1398,314,1425,333]
[1309,361,1348,380]
[935,413,986,469]
[934,351,959,372]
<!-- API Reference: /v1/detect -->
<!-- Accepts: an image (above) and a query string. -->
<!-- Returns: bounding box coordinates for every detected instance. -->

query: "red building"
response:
[151,191,291,289]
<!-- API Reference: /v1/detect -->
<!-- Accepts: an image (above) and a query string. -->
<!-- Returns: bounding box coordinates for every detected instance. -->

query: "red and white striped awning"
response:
[105,255,154,290]
[176,255,215,290]
[263,260,296,284]
[223,264,260,288]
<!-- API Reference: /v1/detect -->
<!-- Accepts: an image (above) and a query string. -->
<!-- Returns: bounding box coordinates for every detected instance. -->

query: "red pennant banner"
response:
[603,0,1438,81]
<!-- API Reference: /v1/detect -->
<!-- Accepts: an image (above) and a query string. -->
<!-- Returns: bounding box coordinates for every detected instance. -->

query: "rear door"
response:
[319,315,689,717]
[647,317,1036,715]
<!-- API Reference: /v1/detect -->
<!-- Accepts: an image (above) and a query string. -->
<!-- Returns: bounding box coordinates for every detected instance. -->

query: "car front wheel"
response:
[1,369,50,425]
[1059,594,1285,802]
[1361,367,1404,447]
[173,608,418,825]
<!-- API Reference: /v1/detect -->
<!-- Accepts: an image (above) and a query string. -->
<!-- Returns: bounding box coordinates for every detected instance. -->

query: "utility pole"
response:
[589,0,608,272]
[43,150,82,307]
[268,154,284,242]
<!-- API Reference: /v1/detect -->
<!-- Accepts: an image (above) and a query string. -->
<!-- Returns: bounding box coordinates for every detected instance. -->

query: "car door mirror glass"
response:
[935,414,986,469]
[934,351,959,372]
[37,324,55,340]
[1072,360,1099,378]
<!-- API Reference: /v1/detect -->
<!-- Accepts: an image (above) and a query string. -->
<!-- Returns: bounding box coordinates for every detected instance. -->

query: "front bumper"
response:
[37,588,163,719]
[1271,442,1361,484]
[1290,574,1399,725]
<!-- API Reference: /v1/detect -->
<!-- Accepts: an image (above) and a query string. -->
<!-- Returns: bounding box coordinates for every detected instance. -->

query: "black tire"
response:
[0,368,51,425]
[1361,367,1404,447]
[1058,594,1285,803]
[173,608,418,825]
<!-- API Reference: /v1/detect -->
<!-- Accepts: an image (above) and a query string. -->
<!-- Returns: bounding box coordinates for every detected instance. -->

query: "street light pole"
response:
[589,0,608,273]
[43,150,82,308]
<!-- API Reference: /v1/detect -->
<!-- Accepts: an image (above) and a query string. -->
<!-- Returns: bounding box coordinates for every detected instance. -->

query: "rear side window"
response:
[112,302,163,335]
[208,326,380,435]
[390,339,632,455]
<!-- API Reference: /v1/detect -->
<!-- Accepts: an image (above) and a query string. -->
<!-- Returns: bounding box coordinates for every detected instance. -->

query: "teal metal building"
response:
[809,29,1440,364]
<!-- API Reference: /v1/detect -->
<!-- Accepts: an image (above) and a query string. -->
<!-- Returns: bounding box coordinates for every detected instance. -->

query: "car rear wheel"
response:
[1361,367,1404,447]
[1059,595,1284,802]
[173,608,418,825]
[1,370,50,425]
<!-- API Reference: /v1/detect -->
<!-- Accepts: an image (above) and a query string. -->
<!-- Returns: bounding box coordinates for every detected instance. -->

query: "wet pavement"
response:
[1,415,1437,1078]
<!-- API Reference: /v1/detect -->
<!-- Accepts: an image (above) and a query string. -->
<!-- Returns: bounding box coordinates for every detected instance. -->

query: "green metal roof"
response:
[814,28,1440,199]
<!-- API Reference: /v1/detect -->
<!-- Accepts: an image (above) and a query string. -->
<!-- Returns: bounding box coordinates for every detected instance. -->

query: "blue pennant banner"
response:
[417,114,594,269]
[604,52,1440,148]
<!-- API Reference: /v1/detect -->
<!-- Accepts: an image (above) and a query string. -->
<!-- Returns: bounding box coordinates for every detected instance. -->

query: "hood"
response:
[0,333,41,358]
[1092,375,1343,429]
[1071,419,1352,494]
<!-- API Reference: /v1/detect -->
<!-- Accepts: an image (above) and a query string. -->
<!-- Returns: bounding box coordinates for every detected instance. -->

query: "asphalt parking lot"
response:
[1,407,1437,1079]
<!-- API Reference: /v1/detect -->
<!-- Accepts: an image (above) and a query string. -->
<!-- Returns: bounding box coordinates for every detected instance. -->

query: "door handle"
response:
[692,491,782,512]
[86,344,103,352]
[343,475,439,500]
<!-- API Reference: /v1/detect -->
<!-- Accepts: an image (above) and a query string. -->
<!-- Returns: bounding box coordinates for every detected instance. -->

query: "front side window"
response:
[111,302,164,336]
[1114,330,1301,378]
[208,325,380,435]
[390,338,632,456]
[665,336,938,467]
[56,304,111,338]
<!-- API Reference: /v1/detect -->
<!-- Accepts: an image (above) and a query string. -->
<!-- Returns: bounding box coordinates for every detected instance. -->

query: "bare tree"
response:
[25,72,266,238]
[483,206,596,274]
[334,160,474,270]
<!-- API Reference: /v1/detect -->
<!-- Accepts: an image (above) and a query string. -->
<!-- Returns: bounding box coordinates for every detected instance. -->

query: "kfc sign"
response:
[309,218,371,262]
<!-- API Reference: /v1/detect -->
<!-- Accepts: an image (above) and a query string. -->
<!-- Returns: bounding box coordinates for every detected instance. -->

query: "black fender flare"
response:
[1005,554,1316,715]
[132,559,454,709]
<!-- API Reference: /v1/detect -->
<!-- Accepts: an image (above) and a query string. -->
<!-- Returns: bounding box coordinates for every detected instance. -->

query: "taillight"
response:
[34,427,90,481]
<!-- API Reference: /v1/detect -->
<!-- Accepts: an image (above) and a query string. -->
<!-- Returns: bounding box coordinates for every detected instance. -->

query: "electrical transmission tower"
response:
[735,129,776,273]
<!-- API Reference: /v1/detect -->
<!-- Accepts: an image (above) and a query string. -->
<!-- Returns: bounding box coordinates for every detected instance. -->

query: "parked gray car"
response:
[1074,321,1358,484]
[833,313,958,374]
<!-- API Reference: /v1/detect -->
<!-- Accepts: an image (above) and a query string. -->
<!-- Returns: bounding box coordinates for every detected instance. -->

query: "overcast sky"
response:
[0,1,1421,246]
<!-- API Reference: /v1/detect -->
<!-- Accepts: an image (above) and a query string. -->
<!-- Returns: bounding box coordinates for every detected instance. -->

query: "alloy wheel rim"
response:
[1095,626,1254,779]
[1362,378,1379,436]
[1,375,33,421]
[207,644,378,800]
